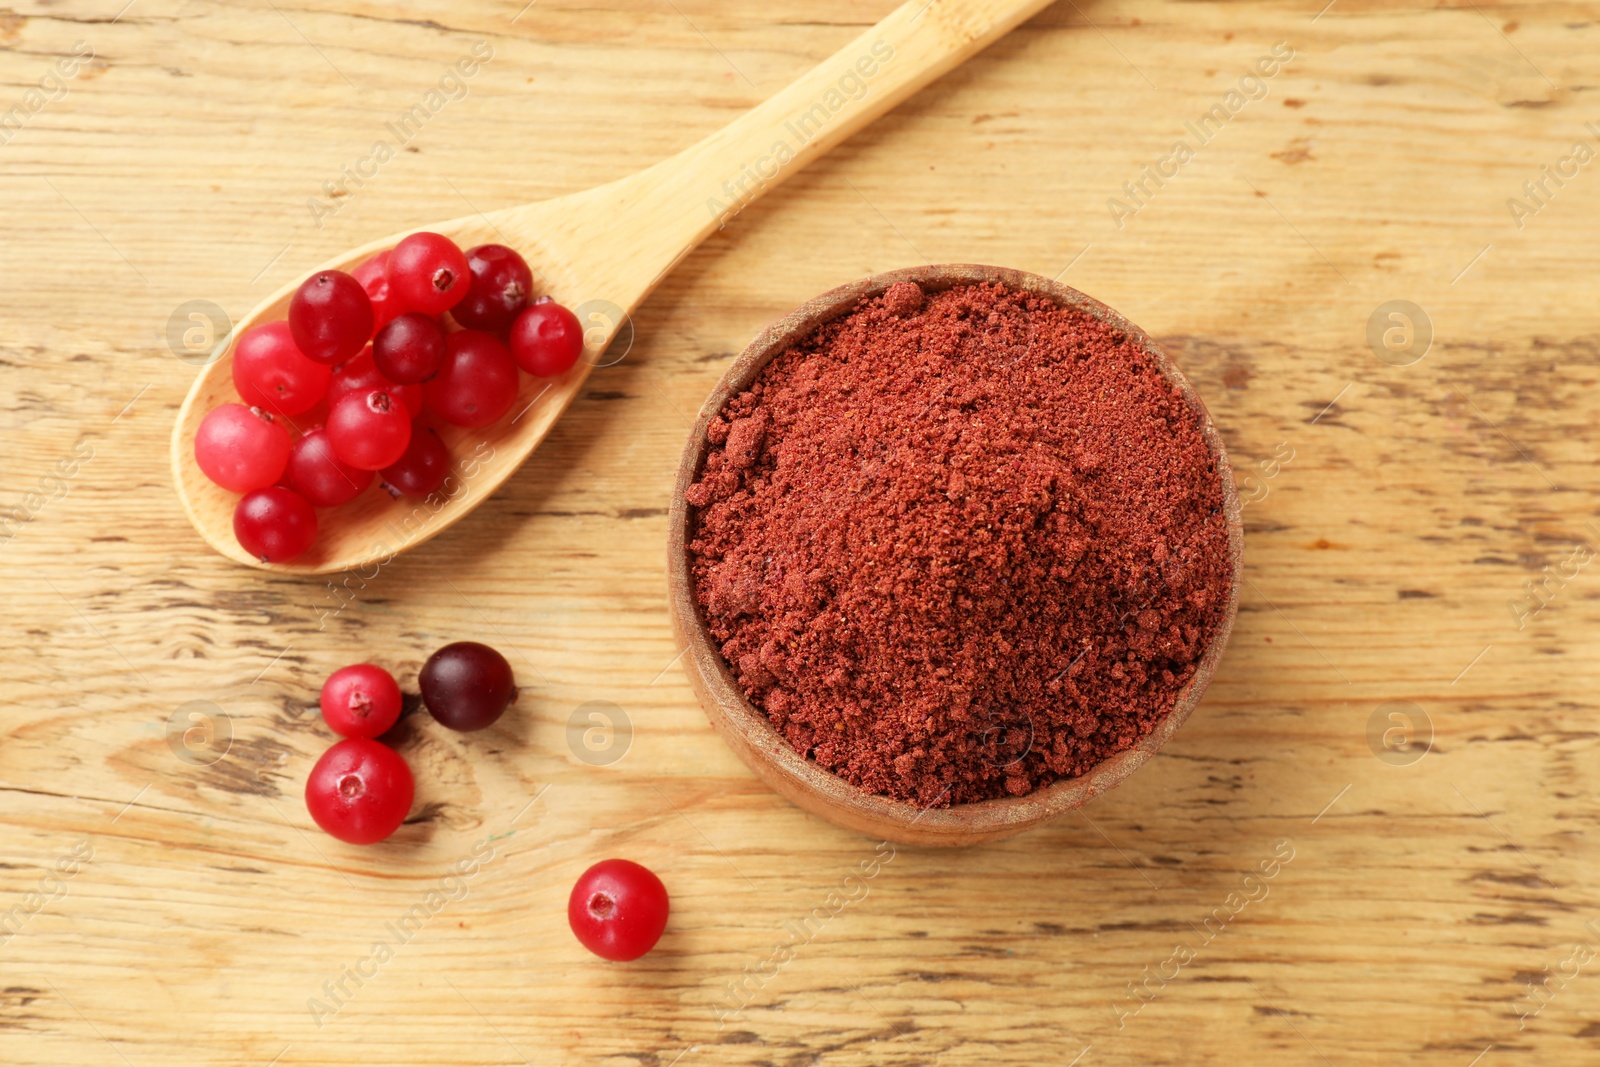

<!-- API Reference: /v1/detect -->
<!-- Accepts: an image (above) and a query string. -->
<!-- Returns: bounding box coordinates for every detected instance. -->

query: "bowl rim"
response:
[666,263,1244,843]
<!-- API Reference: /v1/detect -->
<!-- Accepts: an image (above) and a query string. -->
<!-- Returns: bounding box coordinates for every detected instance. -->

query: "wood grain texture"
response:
[2,0,1598,1064]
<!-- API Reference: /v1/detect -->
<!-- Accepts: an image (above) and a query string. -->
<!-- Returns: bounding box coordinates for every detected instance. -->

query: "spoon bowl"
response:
[171,197,636,573]
[170,0,1058,573]
[667,264,1245,846]
[172,206,610,573]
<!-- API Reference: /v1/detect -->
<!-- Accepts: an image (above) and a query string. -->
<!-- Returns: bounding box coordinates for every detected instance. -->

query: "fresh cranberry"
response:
[568,859,669,961]
[282,427,373,508]
[320,664,403,739]
[352,251,404,332]
[380,422,451,498]
[327,389,412,471]
[195,403,291,493]
[289,270,373,365]
[424,330,519,428]
[453,244,533,333]
[327,349,424,419]
[509,299,584,378]
[388,232,469,315]
[373,312,446,384]
[419,642,516,732]
[232,321,331,416]
[234,485,317,562]
[305,738,413,845]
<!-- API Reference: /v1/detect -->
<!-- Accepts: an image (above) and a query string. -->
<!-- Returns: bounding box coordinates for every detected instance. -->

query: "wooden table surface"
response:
[4,0,1598,1064]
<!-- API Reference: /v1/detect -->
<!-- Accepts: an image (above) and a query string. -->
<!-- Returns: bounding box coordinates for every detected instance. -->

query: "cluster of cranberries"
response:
[194,233,585,562]
[304,641,517,845]
[301,642,668,960]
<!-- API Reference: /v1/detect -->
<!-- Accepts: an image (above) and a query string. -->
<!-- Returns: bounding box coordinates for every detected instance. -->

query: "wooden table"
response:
[3,1,1597,1063]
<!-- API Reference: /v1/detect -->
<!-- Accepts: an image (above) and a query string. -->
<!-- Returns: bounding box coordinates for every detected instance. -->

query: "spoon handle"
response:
[577,0,1056,276]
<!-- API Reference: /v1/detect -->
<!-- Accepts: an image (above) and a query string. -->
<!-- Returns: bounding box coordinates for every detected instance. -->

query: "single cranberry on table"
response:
[424,330,519,428]
[509,299,584,378]
[568,859,669,961]
[320,664,403,739]
[380,422,451,498]
[328,348,424,419]
[282,427,373,508]
[194,403,292,493]
[387,232,470,316]
[352,251,404,332]
[234,485,318,562]
[452,244,533,333]
[232,321,330,417]
[327,389,413,471]
[305,737,414,845]
[419,641,516,732]
[289,270,374,365]
[373,312,446,385]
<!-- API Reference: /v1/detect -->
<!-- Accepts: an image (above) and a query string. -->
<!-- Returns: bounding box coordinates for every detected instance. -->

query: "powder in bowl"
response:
[685,280,1231,807]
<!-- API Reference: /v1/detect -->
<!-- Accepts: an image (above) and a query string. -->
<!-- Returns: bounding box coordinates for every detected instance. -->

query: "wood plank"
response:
[1,0,1598,1063]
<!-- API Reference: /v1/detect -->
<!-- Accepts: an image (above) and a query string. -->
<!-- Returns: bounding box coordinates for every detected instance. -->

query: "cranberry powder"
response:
[686,281,1232,806]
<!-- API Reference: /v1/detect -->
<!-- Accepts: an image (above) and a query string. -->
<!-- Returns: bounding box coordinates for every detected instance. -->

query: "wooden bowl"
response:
[667,265,1244,847]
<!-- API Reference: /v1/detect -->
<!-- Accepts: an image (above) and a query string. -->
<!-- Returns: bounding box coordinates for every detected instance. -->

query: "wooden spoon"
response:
[171,0,1057,573]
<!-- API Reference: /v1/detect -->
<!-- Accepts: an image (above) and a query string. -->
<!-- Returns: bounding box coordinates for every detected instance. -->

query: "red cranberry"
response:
[352,251,404,332]
[373,312,446,384]
[453,244,533,333]
[423,330,519,428]
[509,299,584,378]
[232,321,330,416]
[305,738,413,845]
[387,232,469,315]
[320,664,403,739]
[195,403,290,493]
[233,486,317,562]
[326,389,412,471]
[289,270,373,365]
[568,859,669,961]
[380,423,451,498]
[282,427,373,508]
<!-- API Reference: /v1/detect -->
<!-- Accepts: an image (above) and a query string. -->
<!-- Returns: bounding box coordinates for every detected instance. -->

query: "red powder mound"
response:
[686,281,1231,807]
